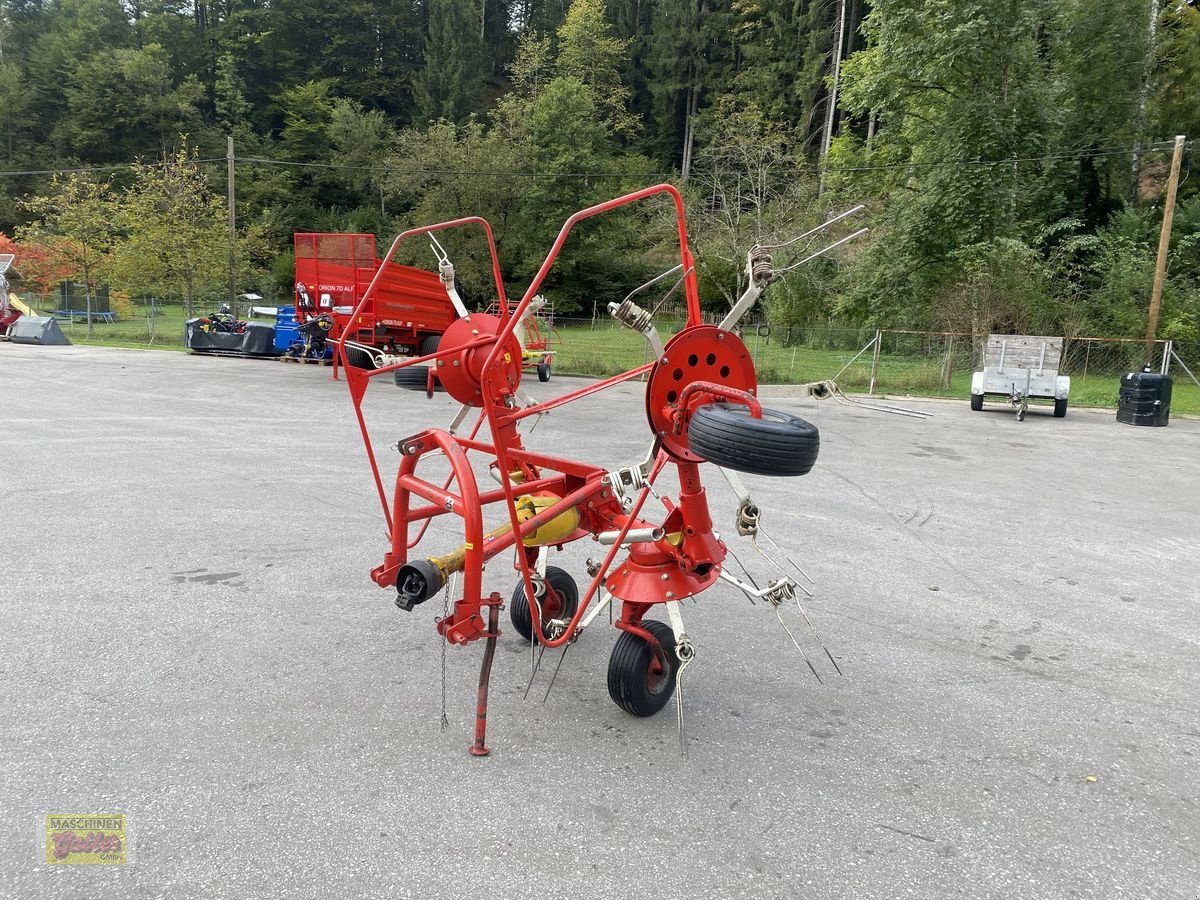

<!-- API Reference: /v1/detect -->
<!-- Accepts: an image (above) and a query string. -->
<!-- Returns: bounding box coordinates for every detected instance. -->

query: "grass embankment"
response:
[44,306,1199,415]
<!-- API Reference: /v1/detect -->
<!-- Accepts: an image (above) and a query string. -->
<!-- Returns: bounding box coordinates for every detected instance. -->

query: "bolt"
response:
[661,573,669,581]
[666,591,674,600]
[453,360,460,366]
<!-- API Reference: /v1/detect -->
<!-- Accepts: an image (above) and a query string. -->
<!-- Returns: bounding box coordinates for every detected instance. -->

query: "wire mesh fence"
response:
[549,318,1200,411]
[12,293,243,346]
[10,292,1199,412]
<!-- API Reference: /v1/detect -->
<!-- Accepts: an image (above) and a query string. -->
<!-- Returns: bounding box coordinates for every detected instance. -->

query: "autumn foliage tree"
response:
[0,232,78,297]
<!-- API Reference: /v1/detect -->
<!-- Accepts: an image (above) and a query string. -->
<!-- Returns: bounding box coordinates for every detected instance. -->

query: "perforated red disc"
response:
[645,325,757,461]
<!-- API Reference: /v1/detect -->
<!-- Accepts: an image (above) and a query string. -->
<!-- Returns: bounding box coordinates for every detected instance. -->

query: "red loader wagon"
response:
[293,233,459,363]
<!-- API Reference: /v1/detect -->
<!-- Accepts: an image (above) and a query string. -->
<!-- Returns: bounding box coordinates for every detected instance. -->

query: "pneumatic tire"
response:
[394,365,432,389]
[343,345,376,370]
[687,403,819,477]
[607,620,679,717]
[509,566,579,642]
[971,393,984,411]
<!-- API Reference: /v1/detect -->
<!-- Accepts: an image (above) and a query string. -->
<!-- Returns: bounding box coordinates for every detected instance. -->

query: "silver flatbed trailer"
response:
[970,334,1070,420]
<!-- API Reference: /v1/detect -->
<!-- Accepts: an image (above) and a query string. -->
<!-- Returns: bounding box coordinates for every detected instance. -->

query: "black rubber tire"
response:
[394,365,432,389]
[419,334,441,357]
[509,566,579,642]
[1053,397,1067,418]
[536,361,551,382]
[970,393,984,411]
[607,619,679,717]
[343,345,376,370]
[687,403,819,477]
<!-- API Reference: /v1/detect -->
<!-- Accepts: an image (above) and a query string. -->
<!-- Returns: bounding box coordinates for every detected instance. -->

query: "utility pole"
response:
[1145,134,1186,346]
[818,0,848,197]
[226,135,237,315]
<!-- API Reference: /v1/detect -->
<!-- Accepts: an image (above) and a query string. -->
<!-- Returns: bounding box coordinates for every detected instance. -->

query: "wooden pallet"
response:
[279,354,332,366]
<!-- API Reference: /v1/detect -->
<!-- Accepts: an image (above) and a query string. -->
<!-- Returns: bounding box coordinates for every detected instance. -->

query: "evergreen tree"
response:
[414,0,487,123]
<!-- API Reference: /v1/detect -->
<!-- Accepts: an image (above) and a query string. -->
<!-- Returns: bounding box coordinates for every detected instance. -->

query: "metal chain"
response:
[439,574,454,732]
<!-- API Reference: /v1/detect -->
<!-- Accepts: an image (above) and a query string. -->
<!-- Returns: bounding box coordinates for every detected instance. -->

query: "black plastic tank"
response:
[1117,365,1172,427]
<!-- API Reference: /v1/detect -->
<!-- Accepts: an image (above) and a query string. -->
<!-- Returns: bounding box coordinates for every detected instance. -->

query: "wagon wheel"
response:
[970,393,984,411]
[395,365,440,391]
[419,334,441,357]
[509,566,579,642]
[687,403,820,477]
[536,361,551,382]
[343,345,377,370]
[607,619,679,717]
[1053,397,1067,418]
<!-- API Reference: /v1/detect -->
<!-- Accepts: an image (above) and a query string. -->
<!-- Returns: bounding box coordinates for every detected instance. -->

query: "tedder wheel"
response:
[1053,397,1068,418]
[970,393,984,411]
[509,566,579,642]
[607,620,680,717]
[687,403,819,477]
[536,361,551,382]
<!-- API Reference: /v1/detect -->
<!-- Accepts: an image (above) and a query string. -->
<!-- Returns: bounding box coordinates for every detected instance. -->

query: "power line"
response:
[0,158,227,177]
[0,142,1191,181]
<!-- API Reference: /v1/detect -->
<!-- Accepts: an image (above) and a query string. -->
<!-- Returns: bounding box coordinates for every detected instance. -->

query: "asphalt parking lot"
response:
[2,342,1198,899]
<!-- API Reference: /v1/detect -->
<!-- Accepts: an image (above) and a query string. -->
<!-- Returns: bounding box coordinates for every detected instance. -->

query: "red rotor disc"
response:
[434,314,523,408]
[645,325,757,461]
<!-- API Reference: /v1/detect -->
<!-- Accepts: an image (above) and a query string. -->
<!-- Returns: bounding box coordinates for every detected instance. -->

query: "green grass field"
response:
[43,306,1199,416]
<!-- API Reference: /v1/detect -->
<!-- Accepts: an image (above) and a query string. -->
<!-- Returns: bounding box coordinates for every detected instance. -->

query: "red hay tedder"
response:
[340,184,864,756]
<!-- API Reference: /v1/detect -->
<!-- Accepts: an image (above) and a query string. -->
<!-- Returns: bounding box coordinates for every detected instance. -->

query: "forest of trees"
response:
[0,0,1197,339]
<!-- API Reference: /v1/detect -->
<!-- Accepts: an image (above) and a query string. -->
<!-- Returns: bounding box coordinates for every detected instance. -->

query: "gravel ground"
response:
[2,342,1198,899]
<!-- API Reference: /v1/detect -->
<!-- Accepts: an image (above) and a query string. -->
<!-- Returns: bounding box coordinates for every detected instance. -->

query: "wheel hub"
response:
[645,325,756,461]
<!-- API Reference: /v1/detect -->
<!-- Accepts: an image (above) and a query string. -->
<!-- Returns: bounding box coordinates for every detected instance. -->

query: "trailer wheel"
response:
[1053,397,1067,418]
[509,566,579,642]
[343,345,376,370]
[419,334,441,357]
[970,393,984,411]
[607,620,679,717]
[687,403,819,477]
[393,365,445,394]
[536,361,551,382]
[394,365,429,388]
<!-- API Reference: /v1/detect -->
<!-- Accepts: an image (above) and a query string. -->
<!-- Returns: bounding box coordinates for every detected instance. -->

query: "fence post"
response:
[868,329,882,395]
[1161,340,1172,375]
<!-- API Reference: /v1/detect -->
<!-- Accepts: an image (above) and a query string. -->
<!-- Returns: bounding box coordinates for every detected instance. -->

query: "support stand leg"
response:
[469,599,501,757]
